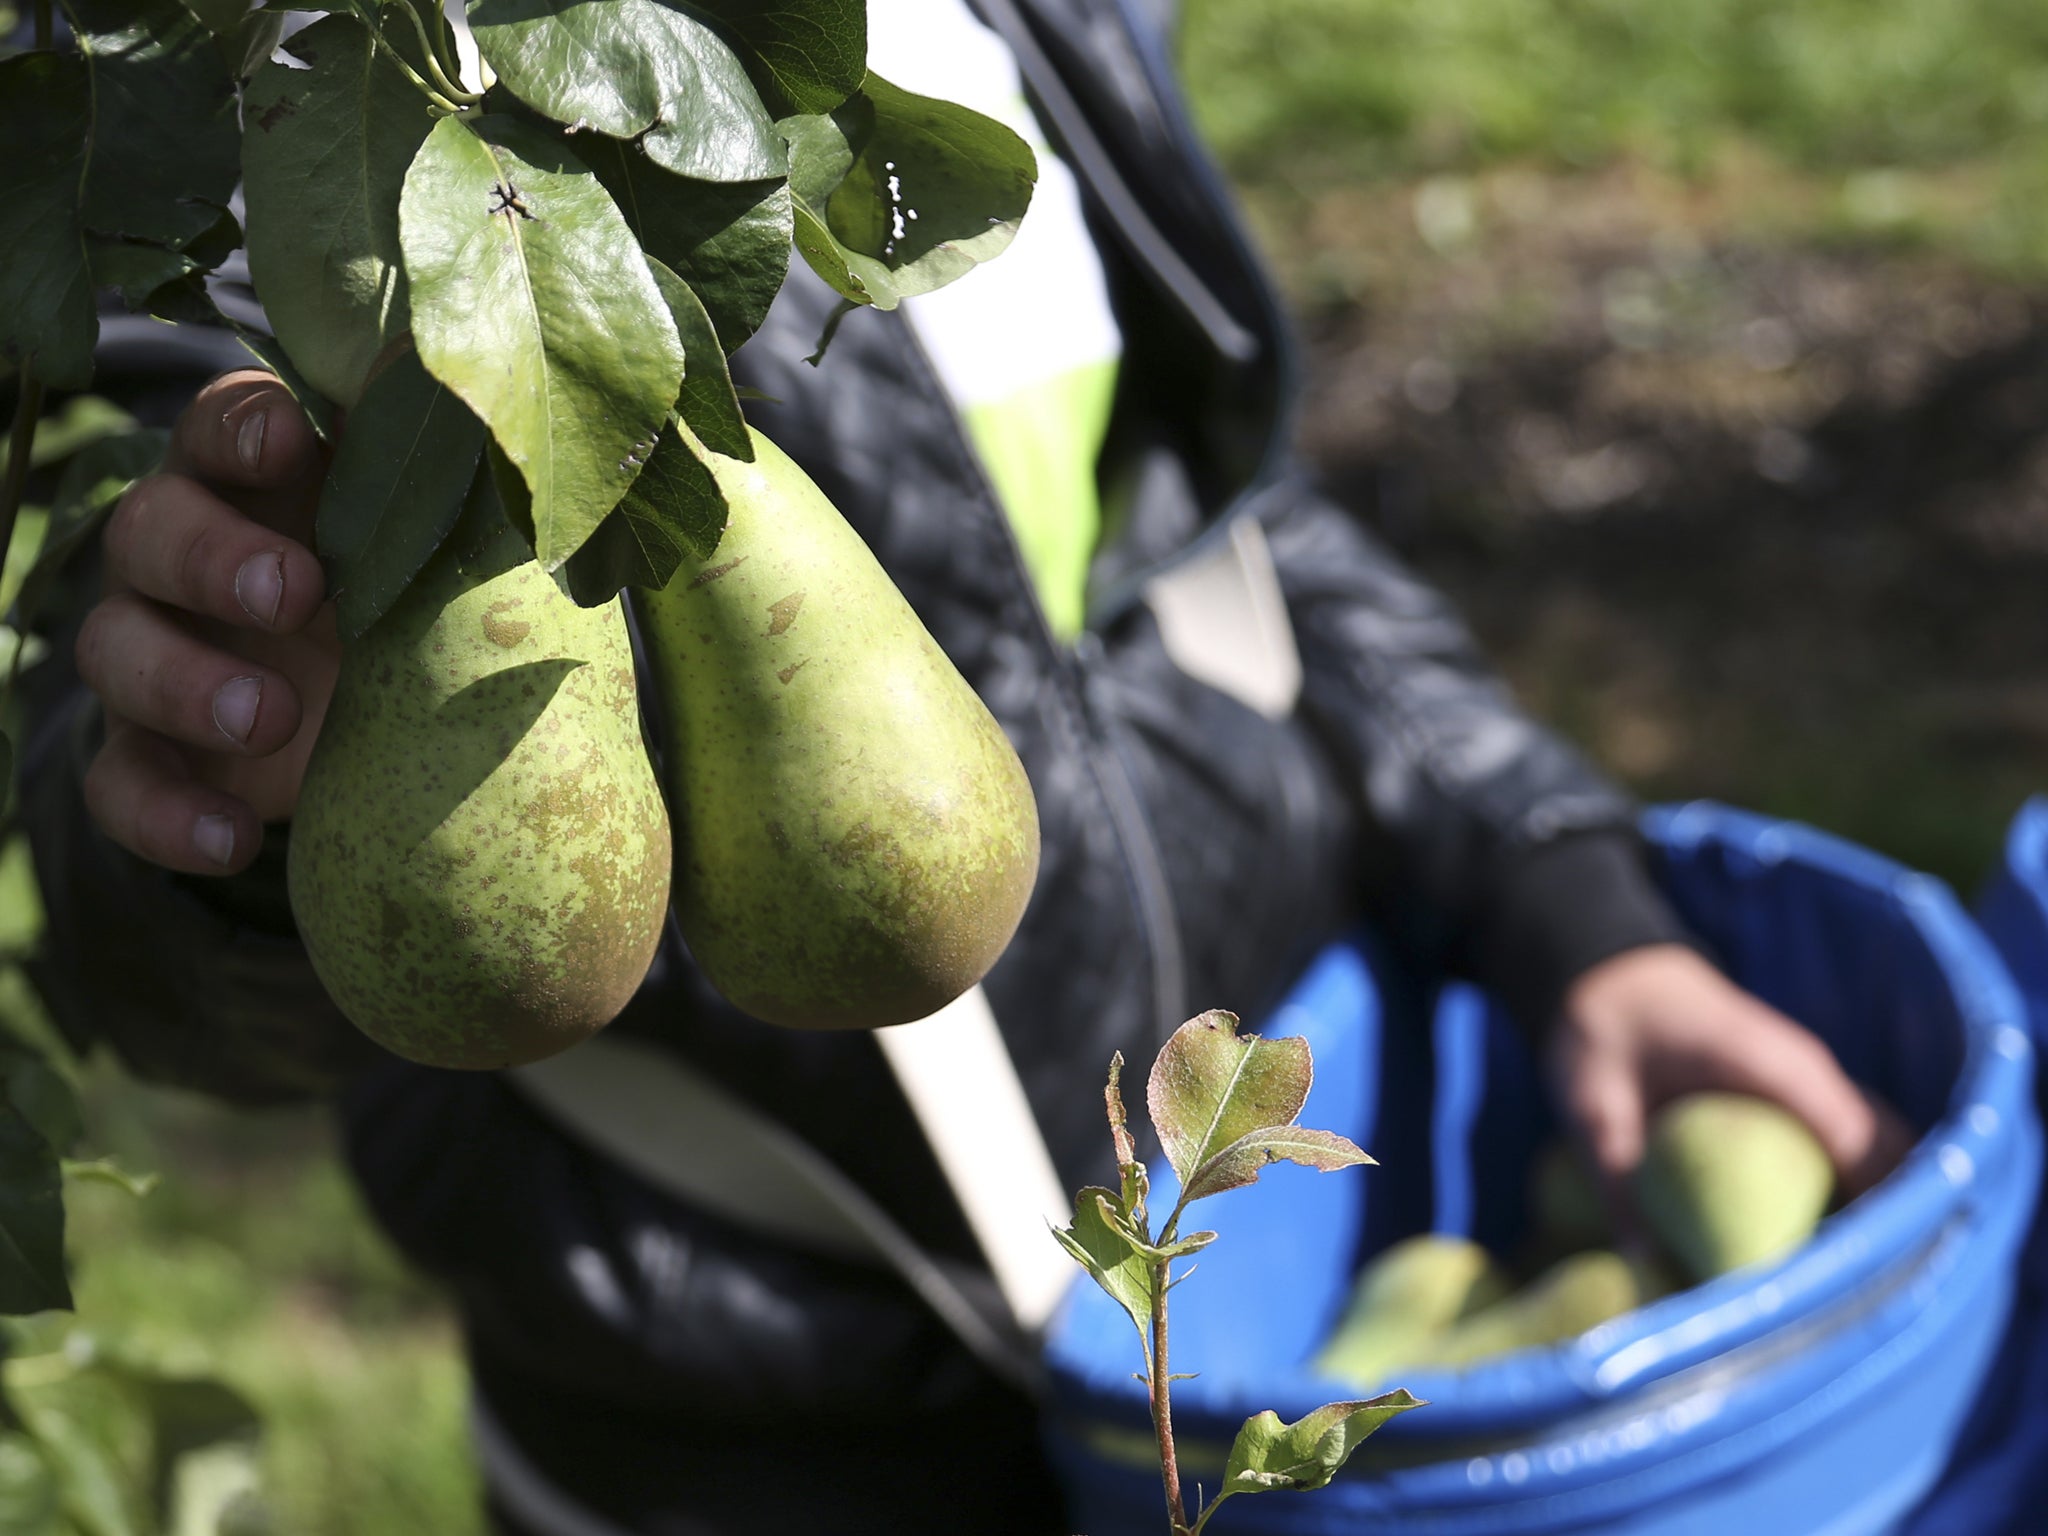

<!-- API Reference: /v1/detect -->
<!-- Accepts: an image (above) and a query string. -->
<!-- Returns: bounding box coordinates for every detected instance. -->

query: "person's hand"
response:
[74,370,339,875]
[1551,943,1915,1210]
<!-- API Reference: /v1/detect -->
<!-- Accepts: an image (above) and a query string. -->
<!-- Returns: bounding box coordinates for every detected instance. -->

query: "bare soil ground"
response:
[1267,164,2048,888]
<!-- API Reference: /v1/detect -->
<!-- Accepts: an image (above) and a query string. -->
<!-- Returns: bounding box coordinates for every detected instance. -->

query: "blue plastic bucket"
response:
[1043,804,2041,1535]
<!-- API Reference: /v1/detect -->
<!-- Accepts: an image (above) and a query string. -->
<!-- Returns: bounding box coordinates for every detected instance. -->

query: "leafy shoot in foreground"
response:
[1053,1010,1423,1534]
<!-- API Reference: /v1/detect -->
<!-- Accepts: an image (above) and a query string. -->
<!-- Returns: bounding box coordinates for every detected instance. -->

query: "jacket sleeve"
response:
[20,565,380,1106]
[1261,479,1692,1032]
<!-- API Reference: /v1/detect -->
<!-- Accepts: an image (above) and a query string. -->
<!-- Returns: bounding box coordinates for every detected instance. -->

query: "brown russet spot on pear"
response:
[634,427,1041,1030]
[289,487,670,1069]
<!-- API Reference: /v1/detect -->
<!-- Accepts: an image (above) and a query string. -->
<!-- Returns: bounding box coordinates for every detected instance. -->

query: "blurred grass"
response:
[1180,0,2048,275]
[59,1082,483,1536]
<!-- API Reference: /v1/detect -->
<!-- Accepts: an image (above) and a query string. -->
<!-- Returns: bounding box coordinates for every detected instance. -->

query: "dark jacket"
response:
[22,0,1682,1494]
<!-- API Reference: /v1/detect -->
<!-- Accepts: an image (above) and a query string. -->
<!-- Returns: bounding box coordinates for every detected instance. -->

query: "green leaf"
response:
[317,345,486,638]
[782,75,1036,311]
[579,136,791,352]
[57,1163,157,1200]
[242,13,436,407]
[685,0,865,115]
[1052,1189,1155,1355]
[400,113,685,569]
[180,0,255,32]
[1148,1011,1311,1193]
[85,240,199,311]
[1181,1124,1374,1206]
[0,54,96,390]
[648,260,749,461]
[12,432,169,635]
[4,1056,82,1157]
[64,0,239,250]
[558,418,727,604]
[0,1104,68,1316]
[1215,1392,1424,1503]
[0,1432,62,1536]
[0,397,135,489]
[8,1367,146,1536]
[470,0,784,183]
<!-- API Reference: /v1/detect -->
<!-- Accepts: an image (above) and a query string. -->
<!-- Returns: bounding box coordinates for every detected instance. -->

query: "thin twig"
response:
[1150,1258,1190,1534]
[32,0,51,50]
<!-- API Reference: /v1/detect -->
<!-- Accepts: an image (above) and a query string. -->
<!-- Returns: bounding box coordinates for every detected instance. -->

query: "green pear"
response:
[1636,1092,1835,1282]
[633,428,1040,1030]
[1431,1248,1669,1367]
[289,487,671,1069]
[1313,1234,1510,1388]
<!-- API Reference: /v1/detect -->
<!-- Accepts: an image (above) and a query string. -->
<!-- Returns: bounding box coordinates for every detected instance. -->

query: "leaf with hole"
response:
[242,12,436,407]
[783,73,1036,311]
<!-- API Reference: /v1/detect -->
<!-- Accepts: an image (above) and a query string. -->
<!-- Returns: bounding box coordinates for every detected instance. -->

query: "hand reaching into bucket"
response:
[1551,943,1915,1211]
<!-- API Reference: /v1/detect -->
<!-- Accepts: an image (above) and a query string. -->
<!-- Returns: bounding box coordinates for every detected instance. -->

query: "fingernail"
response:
[194,814,236,867]
[237,409,267,474]
[235,551,285,626]
[213,676,263,744]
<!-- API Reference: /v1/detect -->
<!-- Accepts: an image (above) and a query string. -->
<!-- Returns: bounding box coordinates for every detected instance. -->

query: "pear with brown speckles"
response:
[289,481,671,1068]
[635,428,1040,1030]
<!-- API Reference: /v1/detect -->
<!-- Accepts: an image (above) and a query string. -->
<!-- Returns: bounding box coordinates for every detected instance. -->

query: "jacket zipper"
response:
[893,315,1190,1042]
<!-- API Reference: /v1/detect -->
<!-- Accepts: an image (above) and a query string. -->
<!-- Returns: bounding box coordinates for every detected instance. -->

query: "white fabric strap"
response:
[508,1015,1042,1387]
[1144,517,1304,721]
[875,987,1075,1331]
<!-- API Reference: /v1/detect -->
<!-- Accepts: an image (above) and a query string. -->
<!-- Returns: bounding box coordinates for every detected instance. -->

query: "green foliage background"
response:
[8,0,2048,1527]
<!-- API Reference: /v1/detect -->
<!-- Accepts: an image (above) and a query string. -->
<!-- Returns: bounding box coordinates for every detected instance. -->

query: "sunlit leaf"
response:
[1148,1011,1311,1192]
[1217,1392,1424,1500]
[58,1162,157,1200]
[1181,1124,1374,1206]
[1052,1189,1154,1355]
[471,0,783,183]
[400,113,684,569]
